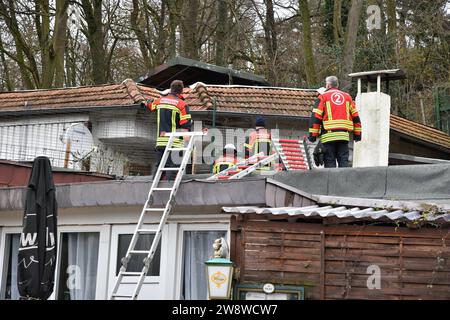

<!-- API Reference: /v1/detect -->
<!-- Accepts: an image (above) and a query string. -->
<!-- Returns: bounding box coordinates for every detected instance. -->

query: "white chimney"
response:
[350,69,405,167]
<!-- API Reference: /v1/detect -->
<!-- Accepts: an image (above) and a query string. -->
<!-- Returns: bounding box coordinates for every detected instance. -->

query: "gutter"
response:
[0,104,142,117]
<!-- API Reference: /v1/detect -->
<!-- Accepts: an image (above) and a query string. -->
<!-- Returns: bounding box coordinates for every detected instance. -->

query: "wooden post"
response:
[64,139,71,168]
[320,230,325,299]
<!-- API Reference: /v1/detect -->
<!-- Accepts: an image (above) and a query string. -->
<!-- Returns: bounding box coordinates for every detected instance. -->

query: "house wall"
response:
[0,206,230,300]
[230,215,450,300]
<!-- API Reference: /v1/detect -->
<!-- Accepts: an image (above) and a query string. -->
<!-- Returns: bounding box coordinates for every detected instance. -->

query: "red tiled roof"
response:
[390,114,450,150]
[187,83,316,116]
[1,80,449,151]
[0,79,159,113]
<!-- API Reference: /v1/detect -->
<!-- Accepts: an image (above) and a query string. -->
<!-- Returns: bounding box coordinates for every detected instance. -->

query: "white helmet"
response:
[317,87,326,95]
[224,144,236,151]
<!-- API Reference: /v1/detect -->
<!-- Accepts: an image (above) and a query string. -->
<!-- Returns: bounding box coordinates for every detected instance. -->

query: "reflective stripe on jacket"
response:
[309,88,362,143]
[149,94,192,148]
[213,156,238,174]
[244,128,273,157]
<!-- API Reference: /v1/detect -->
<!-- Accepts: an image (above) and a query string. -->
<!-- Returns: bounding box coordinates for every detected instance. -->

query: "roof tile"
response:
[1,80,449,150]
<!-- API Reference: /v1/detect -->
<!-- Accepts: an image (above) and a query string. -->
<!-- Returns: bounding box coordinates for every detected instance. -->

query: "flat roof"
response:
[137,56,270,89]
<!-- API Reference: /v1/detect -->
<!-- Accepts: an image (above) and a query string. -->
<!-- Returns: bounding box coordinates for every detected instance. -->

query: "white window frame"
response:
[174,223,230,300]
[0,227,22,299]
[53,225,110,300]
[107,224,168,297]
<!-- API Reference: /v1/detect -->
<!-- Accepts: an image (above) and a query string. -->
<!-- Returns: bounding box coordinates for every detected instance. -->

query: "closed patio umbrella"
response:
[17,156,58,300]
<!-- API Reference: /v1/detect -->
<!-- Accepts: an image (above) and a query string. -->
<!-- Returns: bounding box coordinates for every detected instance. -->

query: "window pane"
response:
[182,230,227,300]
[116,234,161,276]
[57,232,99,300]
[3,234,20,300]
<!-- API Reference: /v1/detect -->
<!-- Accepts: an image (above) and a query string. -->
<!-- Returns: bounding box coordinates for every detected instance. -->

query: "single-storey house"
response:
[1,164,449,300]
[1,80,449,176]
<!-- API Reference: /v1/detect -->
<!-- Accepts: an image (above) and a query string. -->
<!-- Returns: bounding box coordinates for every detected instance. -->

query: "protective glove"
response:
[308,135,317,143]
[140,98,153,110]
[313,142,325,166]
[354,134,362,142]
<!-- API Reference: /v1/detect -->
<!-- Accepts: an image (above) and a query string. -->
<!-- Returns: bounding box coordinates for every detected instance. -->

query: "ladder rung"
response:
[121,272,143,276]
[153,188,173,191]
[160,167,181,171]
[137,229,156,233]
[218,176,230,180]
[129,250,150,255]
[167,148,188,151]
[112,294,134,299]
[145,208,165,211]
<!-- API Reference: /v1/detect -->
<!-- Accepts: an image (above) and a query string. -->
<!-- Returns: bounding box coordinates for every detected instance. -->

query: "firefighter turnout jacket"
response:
[213,156,238,174]
[149,94,192,148]
[244,128,273,157]
[309,88,362,143]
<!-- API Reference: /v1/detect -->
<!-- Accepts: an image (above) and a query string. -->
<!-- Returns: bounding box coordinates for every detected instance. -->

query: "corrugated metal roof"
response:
[222,205,450,224]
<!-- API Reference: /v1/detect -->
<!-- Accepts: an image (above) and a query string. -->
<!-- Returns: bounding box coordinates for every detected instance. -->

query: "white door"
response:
[107,224,168,300]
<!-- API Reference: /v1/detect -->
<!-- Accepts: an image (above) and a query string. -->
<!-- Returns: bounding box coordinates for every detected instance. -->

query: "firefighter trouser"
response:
[153,147,181,180]
[323,140,349,168]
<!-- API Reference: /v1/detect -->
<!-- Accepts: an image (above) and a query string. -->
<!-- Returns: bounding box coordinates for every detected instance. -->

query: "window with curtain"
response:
[182,230,227,300]
[116,234,161,276]
[2,234,20,300]
[57,232,99,300]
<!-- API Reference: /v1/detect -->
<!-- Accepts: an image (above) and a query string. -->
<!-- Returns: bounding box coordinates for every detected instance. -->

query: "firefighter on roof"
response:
[245,116,274,171]
[144,80,192,180]
[308,76,362,168]
[213,144,239,174]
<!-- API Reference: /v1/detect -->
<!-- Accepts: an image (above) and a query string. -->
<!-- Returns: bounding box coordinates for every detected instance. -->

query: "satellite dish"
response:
[62,123,94,167]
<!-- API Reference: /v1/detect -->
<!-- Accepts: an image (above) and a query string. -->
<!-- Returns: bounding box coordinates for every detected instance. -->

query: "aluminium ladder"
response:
[272,138,310,171]
[207,152,279,180]
[110,131,205,300]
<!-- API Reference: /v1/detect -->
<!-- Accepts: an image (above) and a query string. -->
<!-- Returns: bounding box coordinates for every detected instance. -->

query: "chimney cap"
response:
[348,69,406,83]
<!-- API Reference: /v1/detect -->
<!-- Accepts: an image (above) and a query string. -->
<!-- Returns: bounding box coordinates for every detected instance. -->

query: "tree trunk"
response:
[340,0,364,90]
[0,33,13,91]
[0,0,39,88]
[36,0,53,88]
[131,0,151,69]
[155,0,167,65]
[167,0,180,58]
[299,0,317,86]
[264,0,278,85]
[333,0,343,44]
[387,0,399,64]
[53,0,69,87]
[80,0,107,84]
[215,0,228,66]
[181,0,199,59]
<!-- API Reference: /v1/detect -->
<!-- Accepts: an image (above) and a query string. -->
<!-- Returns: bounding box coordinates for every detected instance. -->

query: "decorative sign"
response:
[263,283,275,294]
[211,271,227,288]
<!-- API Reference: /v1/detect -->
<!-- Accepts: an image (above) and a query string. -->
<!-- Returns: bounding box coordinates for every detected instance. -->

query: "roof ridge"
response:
[192,82,214,109]
[121,79,147,104]
[0,83,119,95]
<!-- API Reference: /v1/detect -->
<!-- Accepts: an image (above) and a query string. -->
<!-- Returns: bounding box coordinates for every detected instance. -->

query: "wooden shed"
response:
[226,198,450,300]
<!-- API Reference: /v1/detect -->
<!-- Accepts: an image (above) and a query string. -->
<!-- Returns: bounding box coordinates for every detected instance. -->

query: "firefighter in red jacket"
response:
[144,80,192,179]
[308,76,362,168]
[245,116,273,171]
[213,144,239,174]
